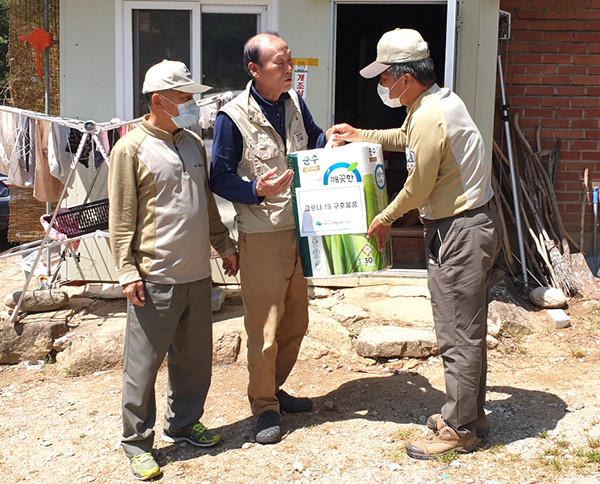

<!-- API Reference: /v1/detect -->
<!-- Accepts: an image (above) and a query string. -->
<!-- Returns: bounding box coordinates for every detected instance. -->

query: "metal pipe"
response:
[44,0,50,115]
[593,185,598,271]
[497,55,528,287]
[44,0,52,279]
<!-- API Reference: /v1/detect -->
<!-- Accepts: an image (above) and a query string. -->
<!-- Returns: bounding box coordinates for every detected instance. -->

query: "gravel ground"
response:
[1,255,600,483]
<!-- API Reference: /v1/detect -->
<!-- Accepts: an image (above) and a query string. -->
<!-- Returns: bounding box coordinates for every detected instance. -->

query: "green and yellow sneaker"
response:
[129,452,161,481]
[162,422,222,447]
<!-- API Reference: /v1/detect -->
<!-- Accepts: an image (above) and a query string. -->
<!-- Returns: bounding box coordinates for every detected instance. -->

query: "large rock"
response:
[299,312,352,360]
[299,336,340,360]
[355,326,437,358]
[367,297,433,328]
[55,325,244,375]
[529,286,567,309]
[569,252,599,296]
[331,303,369,323]
[0,318,68,364]
[55,328,124,376]
[212,329,242,365]
[4,289,69,312]
[488,278,535,336]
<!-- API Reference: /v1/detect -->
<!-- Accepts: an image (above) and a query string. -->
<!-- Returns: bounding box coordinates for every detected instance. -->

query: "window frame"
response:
[115,0,278,120]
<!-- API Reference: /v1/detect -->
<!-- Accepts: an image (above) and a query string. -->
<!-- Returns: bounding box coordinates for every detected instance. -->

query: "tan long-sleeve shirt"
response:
[355,84,493,225]
[108,118,235,286]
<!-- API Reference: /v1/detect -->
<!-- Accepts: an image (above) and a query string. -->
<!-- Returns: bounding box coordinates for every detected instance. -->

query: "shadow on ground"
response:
[156,374,567,464]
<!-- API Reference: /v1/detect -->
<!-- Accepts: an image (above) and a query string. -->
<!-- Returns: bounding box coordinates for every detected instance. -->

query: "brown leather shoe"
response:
[406,425,477,460]
[427,413,490,437]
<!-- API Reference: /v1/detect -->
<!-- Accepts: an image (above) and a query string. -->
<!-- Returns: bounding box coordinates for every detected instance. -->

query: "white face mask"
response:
[160,96,200,128]
[377,76,409,108]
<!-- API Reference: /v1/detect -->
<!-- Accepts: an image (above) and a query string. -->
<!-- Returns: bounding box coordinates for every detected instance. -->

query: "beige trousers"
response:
[239,229,309,415]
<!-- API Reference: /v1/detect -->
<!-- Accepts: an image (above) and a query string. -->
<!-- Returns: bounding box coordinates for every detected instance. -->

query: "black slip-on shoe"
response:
[255,410,281,444]
[277,389,313,413]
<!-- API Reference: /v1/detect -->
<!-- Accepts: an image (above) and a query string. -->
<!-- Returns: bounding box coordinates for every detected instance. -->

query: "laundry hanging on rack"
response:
[0,107,138,199]
[47,122,72,185]
[0,94,230,205]
[8,114,33,187]
[34,119,64,203]
[0,110,18,175]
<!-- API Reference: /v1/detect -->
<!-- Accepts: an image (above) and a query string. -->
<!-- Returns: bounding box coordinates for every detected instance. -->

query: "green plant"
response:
[388,449,405,462]
[394,427,417,441]
[588,435,600,449]
[586,450,600,463]
[537,430,549,439]
[487,444,507,454]
[436,450,458,463]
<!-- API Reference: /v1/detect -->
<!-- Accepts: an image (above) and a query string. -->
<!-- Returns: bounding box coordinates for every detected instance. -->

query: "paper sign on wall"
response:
[294,65,308,98]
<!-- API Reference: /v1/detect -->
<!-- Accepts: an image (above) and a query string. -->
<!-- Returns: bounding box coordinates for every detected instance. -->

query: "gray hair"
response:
[387,57,436,84]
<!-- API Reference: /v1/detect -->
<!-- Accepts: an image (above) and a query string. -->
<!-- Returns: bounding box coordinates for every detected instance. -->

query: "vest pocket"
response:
[248,134,280,162]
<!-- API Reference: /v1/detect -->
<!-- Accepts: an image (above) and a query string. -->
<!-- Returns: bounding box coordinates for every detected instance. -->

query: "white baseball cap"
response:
[360,28,430,79]
[142,60,212,94]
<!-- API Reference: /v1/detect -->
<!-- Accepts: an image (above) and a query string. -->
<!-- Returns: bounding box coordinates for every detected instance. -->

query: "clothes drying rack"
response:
[0,91,233,324]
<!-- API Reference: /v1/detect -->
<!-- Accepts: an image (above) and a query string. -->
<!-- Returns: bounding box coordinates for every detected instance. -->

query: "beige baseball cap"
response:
[142,60,212,94]
[360,28,430,79]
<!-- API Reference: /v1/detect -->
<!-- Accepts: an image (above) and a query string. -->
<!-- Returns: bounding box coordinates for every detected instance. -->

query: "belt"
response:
[420,202,489,225]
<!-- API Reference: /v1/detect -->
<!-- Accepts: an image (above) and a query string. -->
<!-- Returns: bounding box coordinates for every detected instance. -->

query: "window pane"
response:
[202,13,257,93]
[132,10,191,117]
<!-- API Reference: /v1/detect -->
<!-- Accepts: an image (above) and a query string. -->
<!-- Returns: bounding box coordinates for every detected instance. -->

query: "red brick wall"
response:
[391,228,426,269]
[498,0,600,250]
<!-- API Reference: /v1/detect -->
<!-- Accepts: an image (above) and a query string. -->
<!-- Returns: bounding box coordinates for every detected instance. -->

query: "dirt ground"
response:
[1,255,600,484]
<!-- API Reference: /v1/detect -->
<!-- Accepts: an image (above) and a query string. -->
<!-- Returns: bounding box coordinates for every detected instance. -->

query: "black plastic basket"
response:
[43,198,109,237]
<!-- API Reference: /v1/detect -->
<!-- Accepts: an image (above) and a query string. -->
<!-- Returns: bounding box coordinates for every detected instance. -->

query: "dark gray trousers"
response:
[424,205,500,432]
[121,277,213,458]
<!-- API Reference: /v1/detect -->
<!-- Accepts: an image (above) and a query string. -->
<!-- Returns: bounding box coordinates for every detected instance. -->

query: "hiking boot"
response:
[255,410,281,444]
[406,425,477,460]
[129,452,162,481]
[427,413,490,437]
[162,422,222,447]
[277,389,313,413]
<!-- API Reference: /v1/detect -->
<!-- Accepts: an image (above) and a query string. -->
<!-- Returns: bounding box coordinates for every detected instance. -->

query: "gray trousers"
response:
[424,205,500,432]
[121,277,213,458]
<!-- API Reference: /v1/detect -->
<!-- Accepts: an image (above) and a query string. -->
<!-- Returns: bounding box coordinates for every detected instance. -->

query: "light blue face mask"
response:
[161,96,200,128]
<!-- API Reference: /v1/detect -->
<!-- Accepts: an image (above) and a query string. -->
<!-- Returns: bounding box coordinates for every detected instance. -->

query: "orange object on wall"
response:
[18,28,54,79]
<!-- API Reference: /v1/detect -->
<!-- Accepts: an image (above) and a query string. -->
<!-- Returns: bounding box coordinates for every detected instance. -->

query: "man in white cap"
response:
[328,28,501,459]
[108,59,239,480]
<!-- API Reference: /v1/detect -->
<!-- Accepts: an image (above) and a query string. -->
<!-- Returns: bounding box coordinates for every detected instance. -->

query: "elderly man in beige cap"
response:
[108,60,239,480]
[328,28,501,460]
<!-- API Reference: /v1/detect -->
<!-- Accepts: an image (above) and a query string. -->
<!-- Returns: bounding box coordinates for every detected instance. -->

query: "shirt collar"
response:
[250,82,291,108]
[406,83,440,118]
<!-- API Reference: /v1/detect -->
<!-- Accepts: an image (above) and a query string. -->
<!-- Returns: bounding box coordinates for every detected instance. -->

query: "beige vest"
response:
[220,82,309,233]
